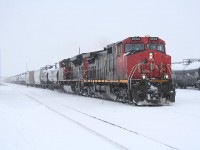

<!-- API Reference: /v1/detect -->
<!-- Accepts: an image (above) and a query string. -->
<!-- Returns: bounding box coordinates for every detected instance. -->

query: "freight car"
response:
[10,75,19,84]
[26,71,34,86]
[32,65,59,89]
[10,73,26,84]
[172,60,200,89]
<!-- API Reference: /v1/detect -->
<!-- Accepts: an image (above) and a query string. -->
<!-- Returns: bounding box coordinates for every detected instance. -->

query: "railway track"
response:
[60,104,179,150]
[16,91,129,150]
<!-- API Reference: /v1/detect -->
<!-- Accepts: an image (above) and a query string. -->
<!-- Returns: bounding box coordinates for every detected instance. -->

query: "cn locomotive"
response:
[10,36,175,105]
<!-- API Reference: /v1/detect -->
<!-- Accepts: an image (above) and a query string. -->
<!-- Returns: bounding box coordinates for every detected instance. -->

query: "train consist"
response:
[9,36,175,105]
[172,60,200,89]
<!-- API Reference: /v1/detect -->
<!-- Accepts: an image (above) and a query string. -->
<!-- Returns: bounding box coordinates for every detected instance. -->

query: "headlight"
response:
[164,74,169,79]
[142,74,146,79]
[149,53,153,59]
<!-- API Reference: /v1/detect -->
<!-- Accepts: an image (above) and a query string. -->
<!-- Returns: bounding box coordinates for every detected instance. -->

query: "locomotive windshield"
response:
[125,44,144,53]
[147,44,165,52]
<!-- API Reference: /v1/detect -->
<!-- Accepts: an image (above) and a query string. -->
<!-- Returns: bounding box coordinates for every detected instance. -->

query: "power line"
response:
[172,59,200,65]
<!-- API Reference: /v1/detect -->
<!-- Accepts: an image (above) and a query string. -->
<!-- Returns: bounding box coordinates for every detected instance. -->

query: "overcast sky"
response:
[0,0,200,77]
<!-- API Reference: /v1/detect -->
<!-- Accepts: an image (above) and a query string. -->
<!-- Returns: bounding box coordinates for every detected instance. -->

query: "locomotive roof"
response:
[119,36,165,43]
[82,50,104,58]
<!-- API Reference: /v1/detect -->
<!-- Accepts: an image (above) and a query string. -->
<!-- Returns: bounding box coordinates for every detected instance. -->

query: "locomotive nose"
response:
[138,51,168,79]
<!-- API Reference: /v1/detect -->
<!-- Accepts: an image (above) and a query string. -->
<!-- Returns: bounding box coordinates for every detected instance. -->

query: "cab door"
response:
[116,42,127,80]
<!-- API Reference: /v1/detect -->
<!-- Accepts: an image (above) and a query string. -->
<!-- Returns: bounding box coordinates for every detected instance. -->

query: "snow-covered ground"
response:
[0,83,200,150]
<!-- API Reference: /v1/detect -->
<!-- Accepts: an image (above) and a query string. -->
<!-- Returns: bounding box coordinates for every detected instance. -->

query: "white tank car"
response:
[41,69,48,84]
[48,65,59,84]
[11,75,19,83]
[34,67,47,85]
[19,72,26,84]
[40,65,53,84]
[26,71,34,85]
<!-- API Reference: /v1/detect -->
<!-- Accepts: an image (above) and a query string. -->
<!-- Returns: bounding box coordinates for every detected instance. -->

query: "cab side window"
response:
[117,43,122,56]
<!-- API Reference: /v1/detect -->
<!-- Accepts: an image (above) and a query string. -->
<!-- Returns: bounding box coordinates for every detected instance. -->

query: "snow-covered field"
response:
[0,83,200,150]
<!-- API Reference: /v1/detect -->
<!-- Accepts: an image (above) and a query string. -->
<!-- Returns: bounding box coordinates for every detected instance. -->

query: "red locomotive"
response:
[59,36,175,105]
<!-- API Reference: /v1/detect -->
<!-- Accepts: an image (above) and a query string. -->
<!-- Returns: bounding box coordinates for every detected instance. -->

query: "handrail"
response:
[167,64,172,77]
[128,64,139,80]
[128,64,139,90]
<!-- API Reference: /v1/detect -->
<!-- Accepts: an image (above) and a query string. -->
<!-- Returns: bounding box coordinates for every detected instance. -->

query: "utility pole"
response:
[79,47,80,55]
[26,62,28,71]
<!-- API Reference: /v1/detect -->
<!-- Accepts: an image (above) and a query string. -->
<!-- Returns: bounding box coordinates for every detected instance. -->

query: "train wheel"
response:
[131,89,141,104]
[167,92,175,102]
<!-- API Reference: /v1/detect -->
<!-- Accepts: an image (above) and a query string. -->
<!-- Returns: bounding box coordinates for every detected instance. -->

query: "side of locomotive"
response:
[58,36,175,105]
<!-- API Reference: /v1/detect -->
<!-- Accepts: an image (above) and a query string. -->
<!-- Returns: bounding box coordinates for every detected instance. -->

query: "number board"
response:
[131,37,141,40]
[149,37,158,40]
